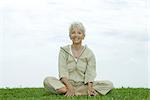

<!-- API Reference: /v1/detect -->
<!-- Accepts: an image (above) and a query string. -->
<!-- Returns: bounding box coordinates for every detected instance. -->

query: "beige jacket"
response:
[58,45,96,84]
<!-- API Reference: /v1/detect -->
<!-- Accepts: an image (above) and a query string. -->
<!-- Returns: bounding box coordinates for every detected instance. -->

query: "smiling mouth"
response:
[75,38,79,40]
[74,38,81,41]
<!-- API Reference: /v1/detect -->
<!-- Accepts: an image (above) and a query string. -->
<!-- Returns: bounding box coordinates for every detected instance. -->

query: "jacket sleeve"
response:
[58,48,69,79]
[84,50,96,84]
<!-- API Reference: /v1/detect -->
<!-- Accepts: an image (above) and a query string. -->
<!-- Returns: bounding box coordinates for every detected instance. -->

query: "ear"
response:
[82,34,85,39]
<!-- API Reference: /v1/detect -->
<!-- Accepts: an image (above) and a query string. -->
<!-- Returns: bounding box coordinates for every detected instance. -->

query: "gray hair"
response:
[69,22,85,37]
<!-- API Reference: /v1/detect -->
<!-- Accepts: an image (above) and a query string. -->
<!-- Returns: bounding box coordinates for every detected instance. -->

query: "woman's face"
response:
[70,27,85,44]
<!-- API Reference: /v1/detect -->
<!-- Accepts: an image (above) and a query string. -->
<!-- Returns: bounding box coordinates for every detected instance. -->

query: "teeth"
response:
[74,38,79,40]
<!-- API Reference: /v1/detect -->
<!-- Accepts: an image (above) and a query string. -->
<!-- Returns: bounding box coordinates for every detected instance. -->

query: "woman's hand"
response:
[65,86,75,96]
[88,87,97,96]
[60,77,75,96]
[87,82,97,96]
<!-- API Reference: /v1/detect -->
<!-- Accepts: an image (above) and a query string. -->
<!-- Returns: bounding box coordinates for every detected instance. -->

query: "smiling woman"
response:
[43,22,114,96]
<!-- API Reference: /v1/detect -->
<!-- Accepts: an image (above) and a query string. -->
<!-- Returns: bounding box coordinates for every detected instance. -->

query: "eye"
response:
[78,32,81,34]
[71,32,75,34]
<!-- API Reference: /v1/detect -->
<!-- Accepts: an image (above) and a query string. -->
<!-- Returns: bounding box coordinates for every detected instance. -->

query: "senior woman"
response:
[43,22,113,96]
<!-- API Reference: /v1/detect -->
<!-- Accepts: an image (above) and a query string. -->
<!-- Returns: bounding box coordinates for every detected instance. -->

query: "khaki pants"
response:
[43,76,113,95]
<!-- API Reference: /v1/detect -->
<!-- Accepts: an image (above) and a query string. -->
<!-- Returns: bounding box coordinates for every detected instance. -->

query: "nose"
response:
[74,31,80,36]
[74,32,78,36]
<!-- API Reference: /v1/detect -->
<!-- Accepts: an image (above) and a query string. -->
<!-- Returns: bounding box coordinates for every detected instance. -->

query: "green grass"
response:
[0,88,149,100]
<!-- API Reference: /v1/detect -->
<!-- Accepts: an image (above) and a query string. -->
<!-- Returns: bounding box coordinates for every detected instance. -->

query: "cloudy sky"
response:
[0,0,149,88]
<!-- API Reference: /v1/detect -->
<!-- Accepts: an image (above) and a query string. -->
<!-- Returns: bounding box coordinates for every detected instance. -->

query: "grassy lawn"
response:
[0,88,149,100]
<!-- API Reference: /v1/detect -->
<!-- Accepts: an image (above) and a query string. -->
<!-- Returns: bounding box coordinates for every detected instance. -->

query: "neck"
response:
[71,43,82,50]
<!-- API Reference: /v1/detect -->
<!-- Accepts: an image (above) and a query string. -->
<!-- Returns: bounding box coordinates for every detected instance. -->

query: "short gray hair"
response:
[69,22,85,36]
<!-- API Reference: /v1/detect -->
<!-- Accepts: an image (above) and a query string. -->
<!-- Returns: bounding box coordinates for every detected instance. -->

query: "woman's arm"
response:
[58,49,69,79]
[58,48,75,96]
[84,50,96,84]
[85,49,97,96]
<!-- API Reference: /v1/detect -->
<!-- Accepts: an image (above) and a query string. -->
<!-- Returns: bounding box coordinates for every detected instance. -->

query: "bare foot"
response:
[56,87,67,94]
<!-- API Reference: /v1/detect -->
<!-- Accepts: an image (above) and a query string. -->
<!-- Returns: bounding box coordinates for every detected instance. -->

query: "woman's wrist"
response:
[60,77,73,90]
